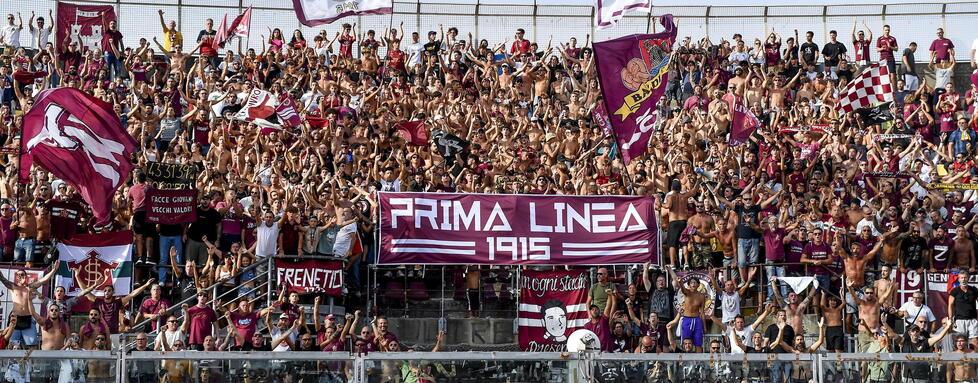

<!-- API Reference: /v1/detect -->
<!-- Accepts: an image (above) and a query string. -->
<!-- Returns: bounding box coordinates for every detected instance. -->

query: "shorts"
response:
[955,319,978,339]
[132,210,156,237]
[679,316,704,347]
[467,289,480,311]
[883,59,896,75]
[826,325,845,351]
[690,243,712,269]
[904,73,920,91]
[665,220,688,248]
[10,316,37,346]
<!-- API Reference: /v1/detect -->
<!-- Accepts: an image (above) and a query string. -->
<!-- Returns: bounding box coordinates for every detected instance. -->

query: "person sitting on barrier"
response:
[667,265,706,352]
[0,260,58,349]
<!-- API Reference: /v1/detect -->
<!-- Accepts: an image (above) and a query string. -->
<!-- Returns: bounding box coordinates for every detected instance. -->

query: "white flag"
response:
[293,0,393,27]
[54,231,134,298]
[595,0,652,29]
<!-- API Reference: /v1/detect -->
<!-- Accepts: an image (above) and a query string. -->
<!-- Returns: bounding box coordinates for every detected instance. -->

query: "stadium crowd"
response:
[0,5,978,383]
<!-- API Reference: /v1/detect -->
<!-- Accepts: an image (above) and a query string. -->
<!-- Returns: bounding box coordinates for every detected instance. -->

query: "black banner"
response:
[145,162,197,190]
[432,130,469,160]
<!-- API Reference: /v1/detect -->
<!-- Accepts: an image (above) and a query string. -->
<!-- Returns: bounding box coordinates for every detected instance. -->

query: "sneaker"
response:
[144,259,157,266]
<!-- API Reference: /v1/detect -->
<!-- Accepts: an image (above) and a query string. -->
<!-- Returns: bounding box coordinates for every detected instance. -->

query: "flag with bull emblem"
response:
[20,88,138,226]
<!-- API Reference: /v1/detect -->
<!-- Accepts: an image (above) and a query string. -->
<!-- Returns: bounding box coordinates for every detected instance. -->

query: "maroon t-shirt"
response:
[242,216,257,248]
[186,305,217,345]
[280,222,300,255]
[877,36,897,61]
[94,296,123,333]
[930,38,954,63]
[279,302,302,323]
[803,242,833,275]
[139,297,171,331]
[230,311,260,346]
[930,235,954,271]
[584,316,612,352]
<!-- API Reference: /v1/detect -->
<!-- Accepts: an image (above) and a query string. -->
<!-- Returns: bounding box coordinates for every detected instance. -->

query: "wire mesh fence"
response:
[1,1,975,60]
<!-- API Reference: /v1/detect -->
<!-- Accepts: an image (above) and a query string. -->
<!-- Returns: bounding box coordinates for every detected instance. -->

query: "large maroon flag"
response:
[56,2,116,53]
[20,88,138,226]
[724,93,760,146]
[592,15,677,164]
[394,120,429,146]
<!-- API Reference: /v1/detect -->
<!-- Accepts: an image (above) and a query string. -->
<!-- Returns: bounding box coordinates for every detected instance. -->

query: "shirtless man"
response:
[0,262,58,348]
[878,225,903,267]
[716,218,737,266]
[843,240,881,288]
[847,280,881,352]
[951,225,976,271]
[667,265,706,352]
[772,288,810,336]
[950,335,976,383]
[686,200,717,269]
[875,265,897,309]
[767,70,803,110]
[664,178,700,266]
[26,299,68,350]
[819,293,845,352]
[10,203,38,264]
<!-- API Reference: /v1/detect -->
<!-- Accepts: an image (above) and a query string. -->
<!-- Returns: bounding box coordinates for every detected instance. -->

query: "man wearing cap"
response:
[584,302,613,352]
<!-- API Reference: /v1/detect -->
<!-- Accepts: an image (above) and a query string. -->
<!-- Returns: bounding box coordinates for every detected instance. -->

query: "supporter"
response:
[0,13,23,50]
[182,292,219,350]
[156,10,182,53]
[154,314,185,351]
[587,267,616,312]
[138,284,171,331]
[79,308,110,350]
[930,28,956,89]
[75,277,155,334]
[0,262,57,348]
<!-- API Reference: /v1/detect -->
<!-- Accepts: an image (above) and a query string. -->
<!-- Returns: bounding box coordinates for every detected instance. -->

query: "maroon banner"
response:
[379,192,658,265]
[593,15,677,164]
[724,93,760,146]
[145,189,197,224]
[274,258,344,297]
[518,269,590,351]
[56,2,117,53]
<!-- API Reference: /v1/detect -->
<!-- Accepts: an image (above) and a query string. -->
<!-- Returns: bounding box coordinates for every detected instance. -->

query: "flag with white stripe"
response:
[836,62,893,114]
[518,269,590,351]
[54,231,134,312]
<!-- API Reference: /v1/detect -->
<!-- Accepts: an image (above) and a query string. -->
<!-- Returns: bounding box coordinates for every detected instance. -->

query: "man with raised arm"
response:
[666,265,706,352]
[0,261,58,348]
[76,275,155,334]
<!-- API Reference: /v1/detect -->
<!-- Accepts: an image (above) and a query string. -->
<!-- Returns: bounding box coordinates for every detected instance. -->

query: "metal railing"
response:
[2,1,976,60]
[0,350,972,383]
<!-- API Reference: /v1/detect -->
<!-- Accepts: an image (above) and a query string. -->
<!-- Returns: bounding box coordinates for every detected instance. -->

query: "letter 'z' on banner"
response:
[274,258,345,297]
[518,269,590,351]
[592,15,677,164]
[378,192,658,265]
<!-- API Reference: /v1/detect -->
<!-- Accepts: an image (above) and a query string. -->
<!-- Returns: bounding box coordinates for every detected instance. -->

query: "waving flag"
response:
[228,6,252,38]
[275,95,302,128]
[293,0,393,26]
[234,88,283,130]
[593,14,676,164]
[837,62,893,114]
[857,101,895,125]
[20,88,138,227]
[213,14,229,50]
[56,2,117,53]
[595,0,652,30]
[394,120,428,146]
[54,231,133,313]
[724,93,760,146]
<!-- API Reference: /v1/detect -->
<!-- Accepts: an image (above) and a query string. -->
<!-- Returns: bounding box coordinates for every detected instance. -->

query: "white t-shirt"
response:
[332,222,358,257]
[270,327,295,352]
[407,42,424,67]
[0,25,22,48]
[379,178,401,192]
[719,290,741,324]
[971,38,978,62]
[727,325,754,354]
[899,301,936,326]
[155,329,186,351]
[30,26,50,49]
[256,222,280,257]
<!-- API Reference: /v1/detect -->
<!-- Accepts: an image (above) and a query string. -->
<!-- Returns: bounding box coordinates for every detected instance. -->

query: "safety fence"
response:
[0,350,971,383]
[2,1,977,60]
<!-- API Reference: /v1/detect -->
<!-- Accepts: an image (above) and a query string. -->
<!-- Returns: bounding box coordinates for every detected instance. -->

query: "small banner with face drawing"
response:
[517,269,590,351]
